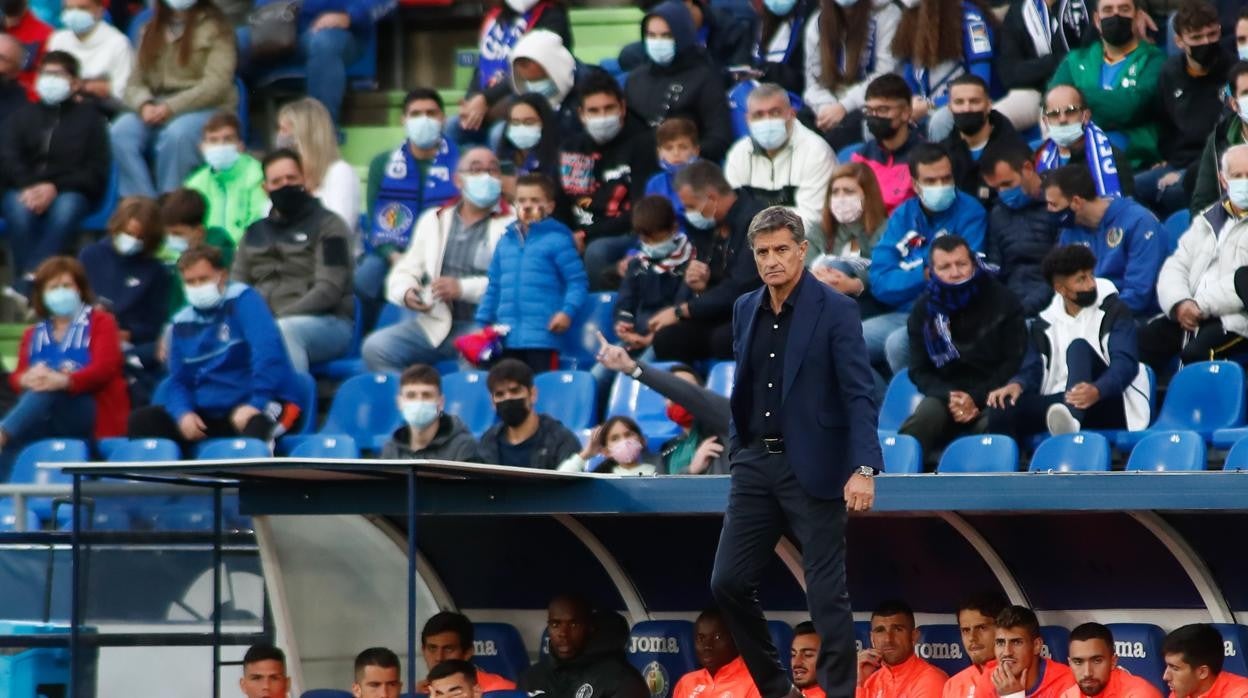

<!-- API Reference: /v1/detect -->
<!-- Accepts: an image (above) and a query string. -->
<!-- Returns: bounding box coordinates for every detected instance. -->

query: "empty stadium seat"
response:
[558,292,619,370]
[707,362,735,398]
[880,434,922,474]
[1224,439,1248,471]
[1028,433,1111,472]
[108,439,181,462]
[312,300,404,380]
[607,366,681,446]
[8,439,89,522]
[1124,431,1207,471]
[768,621,794,670]
[627,620,697,689]
[471,622,530,681]
[878,369,922,434]
[937,435,1019,473]
[319,372,403,451]
[1212,426,1248,450]
[443,370,497,438]
[1212,624,1248,676]
[290,435,360,459]
[854,620,871,652]
[1118,361,1245,449]
[535,371,597,430]
[195,438,271,460]
[1040,626,1070,664]
[0,500,39,531]
[916,624,971,676]
[1106,623,1166,693]
[79,161,119,231]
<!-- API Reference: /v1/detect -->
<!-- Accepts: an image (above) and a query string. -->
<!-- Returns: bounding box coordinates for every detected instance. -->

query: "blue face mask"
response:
[401,400,440,428]
[405,115,442,149]
[764,0,798,14]
[44,287,82,318]
[507,123,542,150]
[462,173,502,209]
[660,156,696,175]
[166,235,190,255]
[998,184,1034,210]
[919,184,956,213]
[685,200,716,229]
[641,235,681,258]
[1228,178,1248,210]
[523,79,558,99]
[1052,207,1076,228]
[61,8,96,34]
[646,37,677,66]
[749,118,790,151]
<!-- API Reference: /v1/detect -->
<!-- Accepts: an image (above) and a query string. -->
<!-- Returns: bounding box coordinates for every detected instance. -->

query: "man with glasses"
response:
[850,74,926,214]
[1035,85,1135,198]
[362,146,514,372]
[520,594,648,698]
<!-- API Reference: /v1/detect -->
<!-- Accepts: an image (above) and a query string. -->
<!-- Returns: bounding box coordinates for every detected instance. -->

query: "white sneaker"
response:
[1046,403,1081,436]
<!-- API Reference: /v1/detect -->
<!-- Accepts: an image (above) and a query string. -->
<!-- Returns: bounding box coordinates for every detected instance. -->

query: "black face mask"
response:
[1073,289,1098,308]
[496,397,531,428]
[1099,15,1134,48]
[866,115,899,141]
[953,110,988,136]
[2,0,24,16]
[268,185,312,219]
[1188,41,1223,69]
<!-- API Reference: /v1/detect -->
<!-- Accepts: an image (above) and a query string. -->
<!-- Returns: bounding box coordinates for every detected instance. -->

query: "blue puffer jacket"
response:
[476,217,589,350]
[869,191,987,311]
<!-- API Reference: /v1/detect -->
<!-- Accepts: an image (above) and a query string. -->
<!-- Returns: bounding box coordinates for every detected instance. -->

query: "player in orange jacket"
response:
[944,593,1011,698]
[674,608,763,698]
[792,622,826,698]
[418,611,518,694]
[856,600,949,698]
[1163,624,1248,698]
[1062,622,1161,698]
[971,606,1076,698]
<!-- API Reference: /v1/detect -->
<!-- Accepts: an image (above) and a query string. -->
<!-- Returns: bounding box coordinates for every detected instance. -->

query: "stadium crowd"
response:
[2,0,1248,475]
[235,598,1248,698]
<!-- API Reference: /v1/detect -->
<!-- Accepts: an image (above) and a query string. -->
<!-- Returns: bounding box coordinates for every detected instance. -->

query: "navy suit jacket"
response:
[729,271,883,499]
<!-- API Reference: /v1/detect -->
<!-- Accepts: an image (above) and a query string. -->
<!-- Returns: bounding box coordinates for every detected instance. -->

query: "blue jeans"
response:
[0,392,95,480]
[1,190,92,284]
[862,311,909,395]
[354,252,390,328]
[277,315,354,373]
[361,316,473,373]
[111,109,216,197]
[1134,164,1188,217]
[584,235,637,290]
[301,28,359,125]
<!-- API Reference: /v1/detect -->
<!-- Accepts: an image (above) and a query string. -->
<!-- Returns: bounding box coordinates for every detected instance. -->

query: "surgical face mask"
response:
[834,0,858,6]
[748,118,789,151]
[764,0,797,15]
[163,0,196,11]
[43,286,82,317]
[495,397,531,427]
[405,115,442,149]
[607,437,643,464]
[686,200,716,230]
[919,184,956,213]
[61,7,95,34]
[507,123,543,150]
[1047,121,1084,148]
[641,235,680,258]
[1073,288,1098,308]
[35,74,71,106]
[646,37,677,65]
[660,156,696,175]
[1239,45,1248,62]
[462,173,502,209]
[523,78,558,99]
[1237,95,1248,124]
[1228,178,1248,210]
[113,232,143,256]
[828,194,863,223]
[585,114,623,144]
[401,399,440,428]
[202,143,240,172]
[185,279,224,310]
[166,234,191,255]
[999,184,1034,210]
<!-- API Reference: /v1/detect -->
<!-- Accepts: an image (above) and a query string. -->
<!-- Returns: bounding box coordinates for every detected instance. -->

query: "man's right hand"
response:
[685,260,710,292]
[459,94,488,131]
[991,661,1028,697]
[1175,300,1203,332]
[857,649,882,686]
[986,383,1023,409]
[816,103,847,131]
[404,288,431,312]
[595,331,638,374]
[179,412,208,441]
[688,436,723,474]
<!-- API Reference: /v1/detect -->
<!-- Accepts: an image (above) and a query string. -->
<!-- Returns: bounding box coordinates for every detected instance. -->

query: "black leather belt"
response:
[754,436,784,454]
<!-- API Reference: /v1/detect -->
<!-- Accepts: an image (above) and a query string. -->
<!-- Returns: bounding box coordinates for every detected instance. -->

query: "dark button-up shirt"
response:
[745,279,800,442]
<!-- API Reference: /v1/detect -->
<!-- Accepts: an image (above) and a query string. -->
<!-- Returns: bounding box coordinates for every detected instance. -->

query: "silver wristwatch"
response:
[856,466,877,478]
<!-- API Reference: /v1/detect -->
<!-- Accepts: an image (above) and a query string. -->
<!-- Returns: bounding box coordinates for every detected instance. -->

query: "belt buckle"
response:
[762,437,784,454]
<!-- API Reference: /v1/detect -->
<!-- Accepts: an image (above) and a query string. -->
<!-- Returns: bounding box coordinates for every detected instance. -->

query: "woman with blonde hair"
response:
[275,97,360,233]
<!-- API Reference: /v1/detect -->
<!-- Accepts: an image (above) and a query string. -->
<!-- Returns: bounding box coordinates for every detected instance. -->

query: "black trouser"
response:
[899,397,987,466]
[495,349,558,375]
[710,448,853,698]
[128,405,287,453]
[987,338,1126,443]
[1138,316,1248,383]
[652,318,734,363]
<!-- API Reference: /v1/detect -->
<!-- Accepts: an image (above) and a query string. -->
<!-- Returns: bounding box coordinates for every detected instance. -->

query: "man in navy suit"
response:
[709,206,883,698]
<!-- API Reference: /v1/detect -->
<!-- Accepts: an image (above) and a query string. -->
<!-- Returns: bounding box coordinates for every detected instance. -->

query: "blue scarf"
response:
[370,139,460,250]
[922,256,993,368]
[477,4,547,91]
[1036,122,1122,197]
[30,306,93,373]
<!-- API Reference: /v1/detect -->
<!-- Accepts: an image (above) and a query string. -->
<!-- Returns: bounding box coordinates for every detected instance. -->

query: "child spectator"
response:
[559,415,661,475]
[160,188,237,314]
[644,117,700,229]
[614,196,691,358]
[2,0,50,99]
[497,93,561,192]
[475,173,588,374]
[79,197,172,351]
[381,364,481,462]
[275,97,359,234]
[183,111,268,244]
[46,0,132,103]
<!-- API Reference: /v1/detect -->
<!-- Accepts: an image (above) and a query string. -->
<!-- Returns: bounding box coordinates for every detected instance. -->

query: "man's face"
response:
[694,615,739,675]
[913,158,955,195]
[512,57,549,83]
[870,613,918,667]
[995,626,1042,677]
[1163,653,1210,698]
[677,185,718,226]
[1069,639,1117,697]
[1045,184,1076,221]
[579,91,623,124]
[659,137,698,166]
[751,228,807,290]
[1053,269,1096,305]
[645,15,674,40]
[491,380,535,410]
[263,158,304,193]
[422,631,470,670]
[1095,0,1135,26]
[546,600,590,660]
[399,381,444,413]
[39,61,76,92]
[240,659,288,698]
[791,634,820,689]
[430,673,482,698]
[948,83,989,117]
[1237,18,1248,58]
[747,92,794,126]
[454,148,502,194]
[1218,147,1248,197]
[957,610,997,667]
[1044,87,1089,128]
[1177,23,1221,58]
[863,97,911,136]
[181,259,225,293]
[353,665,402,698]
[203,125,242,150]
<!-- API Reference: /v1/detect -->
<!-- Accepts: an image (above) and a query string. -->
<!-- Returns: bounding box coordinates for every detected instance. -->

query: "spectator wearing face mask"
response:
[381,363,481,461]
[46,0,131,103]
[507,29,583,142]
[1034,85,1135,198]
[560,415,661,475]
[274,97,359,235]
[478,358,581,469]
[183,112,267,245]
[852,74,925,214]
[1189,61,1248,214]
[497,93,561,189]
[812,162,888,263]
[940,74,1024,206]
[159,188,236,314]
[644,117,701,230]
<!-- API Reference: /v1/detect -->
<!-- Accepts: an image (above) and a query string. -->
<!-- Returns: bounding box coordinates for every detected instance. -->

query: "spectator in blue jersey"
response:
[128,245,303,449]
[1035,85,1135,198]
[866,143,987,378]
[643,117,700,232]
[497,93,561,193]
[240,0,396,126]
[752,0,817,97]
[802,0,902,151]
[1044,164,1165,318]
[453,0,571,146]
[359,88,461,328]
[995,0,1094,132]
[891,0,997,142]
[363,147,515,373]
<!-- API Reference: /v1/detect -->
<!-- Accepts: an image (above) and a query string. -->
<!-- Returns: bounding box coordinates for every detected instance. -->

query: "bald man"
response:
[1034,85,1135,198]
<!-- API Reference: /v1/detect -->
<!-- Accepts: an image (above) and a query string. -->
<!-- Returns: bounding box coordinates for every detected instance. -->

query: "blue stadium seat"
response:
[320,372,403,451]
[1163,210,1191,253]
[255,19,384,91]
[291,371,319,435]
[916,624,971,676]
[1223,439,1248,470]
[606,366,681,447]
[557,292,619,370]
[1118,361,1245,449]
[627,620,697,690]
[1106,623,1166,693]
[937,434,1019,473]
[879,369,922,434]
[1040,626,1070,663]
[302,691,353,698]
[195,438,271,460]
[838,142,865,164]
[443,370,497,438]
[1212,624,1248,676]
[1124,431,1207,471]
[289,435,360,459]
[311,299,402,380]
[1212,426,1248,450]
[535,371,597,430]
[145,501,215,532]
[108,439,182,462]
[471,622,530,681]
[435,359,461,376]
[8,439,89,523]
[95,437,129,460]
[854,620,871,652]
[1028,433,1111,472]
[880,433,922,474]
[0,501,39,531]
[769,620,794,670]
[707,362,735,398]
[79,161,119,231]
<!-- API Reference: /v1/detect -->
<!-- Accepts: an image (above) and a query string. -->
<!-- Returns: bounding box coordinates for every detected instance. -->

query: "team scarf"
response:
[922,255,994,368]
[30,305,93,372]
[1036,122,1122,197]
[637,234,694,274]
[369,139,460,250]
[1022,0,1088,57]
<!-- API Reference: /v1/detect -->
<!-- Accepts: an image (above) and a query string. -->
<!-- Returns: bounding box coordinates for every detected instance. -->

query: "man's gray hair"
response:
[747,82,789,107]
[1221,144,1248,175]
[748,207,805,247]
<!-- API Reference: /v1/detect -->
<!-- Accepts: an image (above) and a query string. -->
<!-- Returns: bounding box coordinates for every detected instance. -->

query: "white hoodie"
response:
[510,29,577,111]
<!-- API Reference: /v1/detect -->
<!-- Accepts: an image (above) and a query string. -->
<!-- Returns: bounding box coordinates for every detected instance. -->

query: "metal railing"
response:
[0,482,231,532]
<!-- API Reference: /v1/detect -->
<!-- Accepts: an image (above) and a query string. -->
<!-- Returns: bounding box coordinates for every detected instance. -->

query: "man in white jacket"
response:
[723,83,835,241]
[1139,144,1248,382]
[362,147,516,372]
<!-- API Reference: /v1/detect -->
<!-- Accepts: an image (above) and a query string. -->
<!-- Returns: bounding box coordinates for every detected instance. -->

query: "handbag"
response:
[248,0,301,62]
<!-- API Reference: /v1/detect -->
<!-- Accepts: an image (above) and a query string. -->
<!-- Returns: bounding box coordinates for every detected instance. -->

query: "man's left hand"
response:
[431,277,462,301]
[647,306,679,334]
[548,311,572,333]
[311,11,350,31]
[1066,382,1101,410]
[845,472,874,512]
